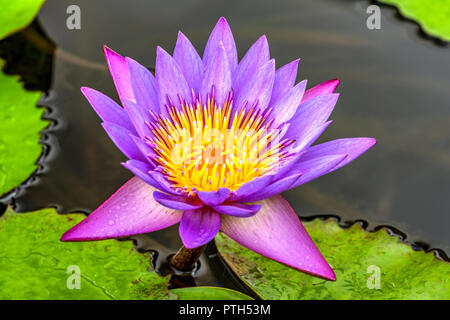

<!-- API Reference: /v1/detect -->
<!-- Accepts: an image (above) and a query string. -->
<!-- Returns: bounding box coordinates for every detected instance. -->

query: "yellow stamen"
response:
[149,95,287,195]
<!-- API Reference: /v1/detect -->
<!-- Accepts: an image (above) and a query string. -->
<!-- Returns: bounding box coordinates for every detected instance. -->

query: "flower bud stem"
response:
[170,245,206,271]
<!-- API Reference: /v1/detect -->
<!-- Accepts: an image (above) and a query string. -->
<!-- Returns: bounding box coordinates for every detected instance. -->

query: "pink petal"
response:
[302,79,340,104]
[221,195,335,280]
[103,46,135,105]
[61,177,183,241]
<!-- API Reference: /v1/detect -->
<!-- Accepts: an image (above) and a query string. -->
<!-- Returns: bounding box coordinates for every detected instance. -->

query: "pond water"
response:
[1,0,449,292]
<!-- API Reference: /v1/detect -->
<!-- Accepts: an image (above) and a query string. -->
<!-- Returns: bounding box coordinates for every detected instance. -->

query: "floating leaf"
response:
[216,219,450,299]
[0,67,48,197]
[171,286,253,300]
[0,0,47,40]
[0,207,174,300]
[379,0,450,42]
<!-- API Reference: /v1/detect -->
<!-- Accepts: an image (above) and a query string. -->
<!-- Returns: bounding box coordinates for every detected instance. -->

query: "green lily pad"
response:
[0,207,174,300]
[215,219,450,299]
[0,0,47,40]
[171,286,253,300]
[0,68,48,197]
[379,0,450,42]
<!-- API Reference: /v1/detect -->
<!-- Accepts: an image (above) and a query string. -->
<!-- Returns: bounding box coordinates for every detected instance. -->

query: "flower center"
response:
[147,92,292,195]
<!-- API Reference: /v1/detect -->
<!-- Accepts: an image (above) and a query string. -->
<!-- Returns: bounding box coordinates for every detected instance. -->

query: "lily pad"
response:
[0,207,174,300]
[215,218,450,299]
[379,0,450,42]
[0,0,47,40]
[171,286,253,300]
[0,68,48,197]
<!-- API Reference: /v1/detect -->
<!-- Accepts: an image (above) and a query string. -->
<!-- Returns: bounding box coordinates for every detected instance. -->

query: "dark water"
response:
[1,0,449,291]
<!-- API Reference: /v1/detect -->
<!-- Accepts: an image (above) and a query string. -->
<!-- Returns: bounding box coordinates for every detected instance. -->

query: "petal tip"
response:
[258,34,268,44]
[217,16,229,25]
[60,232,71,242]
[156,46,166,56]
[103,45,118,58]
[319,266,336,281]
[60,225,83,242]
[330,78,340,89]
[359,137,377,150]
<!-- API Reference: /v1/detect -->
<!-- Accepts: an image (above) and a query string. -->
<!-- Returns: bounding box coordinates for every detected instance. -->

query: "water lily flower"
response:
[61,17,376,281]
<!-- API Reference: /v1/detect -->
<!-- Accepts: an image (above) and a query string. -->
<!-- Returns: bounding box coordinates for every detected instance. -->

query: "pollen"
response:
[147,91,292,195]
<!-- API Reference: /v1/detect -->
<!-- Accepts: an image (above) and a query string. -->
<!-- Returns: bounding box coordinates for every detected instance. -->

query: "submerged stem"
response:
[170,245,206,272]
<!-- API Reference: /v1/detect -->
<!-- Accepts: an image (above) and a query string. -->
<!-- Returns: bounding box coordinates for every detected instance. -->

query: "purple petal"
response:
[302,79,340,104]
[153,191,203,210]
[288,154,347,189]
[287,120,333,153]
[61,177,183,241]
[101,122,147,162]
[233,59,275,112]
[269,149,306,183]
[126,57,159,113]
[221,195,335,280]
[148,170,181,195]
[179,207,221,249]
[237,173,302,203]
[197,188,230,206]
[121,160,159,187]
[201,42,231,106]
[130,135,157,165]
[213,202,261,217]
[285,94,338,139]
[173,31,204,92]
[122,99,152,138]
[103,46,134,105]
[155,47,191,112]
[300,138,377,173]
[233,35,269,92]
[228,175,273,202]
[203,17,238,73]
[81,87,136,134]
[270,80,307,128]
[269,59,300,107]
